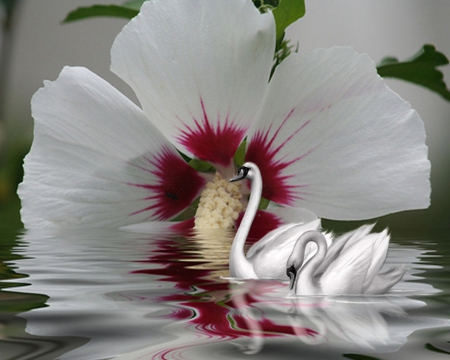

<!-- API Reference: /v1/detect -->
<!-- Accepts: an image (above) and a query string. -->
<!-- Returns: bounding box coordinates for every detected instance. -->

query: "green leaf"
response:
[271,38,297,79]
[188,158,215,173]
[122,0,147,11]
[377,44,450,101]
[234,139,247,168]
[272,0,306,46]
[63,5,139,23]
[258,197,270,210]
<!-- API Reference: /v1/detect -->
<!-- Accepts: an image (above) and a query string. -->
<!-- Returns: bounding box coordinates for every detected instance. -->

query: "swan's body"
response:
[229,162,328,280]
[287,225,406,295]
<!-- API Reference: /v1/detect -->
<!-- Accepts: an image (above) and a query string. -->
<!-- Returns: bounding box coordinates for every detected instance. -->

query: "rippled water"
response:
[1,225,450,359]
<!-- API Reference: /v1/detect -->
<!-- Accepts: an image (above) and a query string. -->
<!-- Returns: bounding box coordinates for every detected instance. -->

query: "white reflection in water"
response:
[6,227,450,360]
[225,279,443,356]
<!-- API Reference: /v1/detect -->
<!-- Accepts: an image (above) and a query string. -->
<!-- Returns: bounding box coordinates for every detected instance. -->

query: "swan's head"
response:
[286,264,297,290]
[286,230,316,290]
[229,162,258,183]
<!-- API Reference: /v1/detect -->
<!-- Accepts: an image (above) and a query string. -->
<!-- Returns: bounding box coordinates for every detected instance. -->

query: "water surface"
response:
[1,226,450,359]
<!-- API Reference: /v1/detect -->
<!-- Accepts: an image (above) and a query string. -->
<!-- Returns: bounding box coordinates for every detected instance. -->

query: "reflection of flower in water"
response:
[134,230,319,357]
[7,227,449,359]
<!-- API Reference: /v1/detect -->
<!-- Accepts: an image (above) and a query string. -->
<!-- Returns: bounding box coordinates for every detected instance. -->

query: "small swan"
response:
[286,225,406,295]
[229,162,327,280]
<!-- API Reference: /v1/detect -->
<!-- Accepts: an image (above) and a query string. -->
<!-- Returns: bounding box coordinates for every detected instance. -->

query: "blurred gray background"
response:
[1,0,449,231]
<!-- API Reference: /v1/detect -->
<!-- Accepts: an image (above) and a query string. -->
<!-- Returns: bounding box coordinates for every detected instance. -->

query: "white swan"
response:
[228,162,327,280]
[286,225,406,295]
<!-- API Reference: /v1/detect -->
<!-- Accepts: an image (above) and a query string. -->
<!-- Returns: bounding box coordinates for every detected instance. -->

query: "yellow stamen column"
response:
[194,172,243,229]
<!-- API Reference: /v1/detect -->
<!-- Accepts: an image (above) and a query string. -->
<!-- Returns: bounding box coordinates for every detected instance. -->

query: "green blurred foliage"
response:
[378,44,450,101]
[0,128,26,230]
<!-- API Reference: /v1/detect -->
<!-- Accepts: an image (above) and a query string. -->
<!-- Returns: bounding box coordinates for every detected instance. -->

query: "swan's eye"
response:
[229,165,250,182]
[238,166,250,178]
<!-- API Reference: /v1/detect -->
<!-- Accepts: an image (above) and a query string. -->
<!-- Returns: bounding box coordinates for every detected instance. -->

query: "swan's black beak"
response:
[229,173,244,182]
[287,265,297,290]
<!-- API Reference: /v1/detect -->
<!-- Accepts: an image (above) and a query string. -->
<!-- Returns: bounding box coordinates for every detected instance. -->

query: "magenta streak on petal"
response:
[176,98,247,166]
[246,109,312,205]
[127,146,206,220]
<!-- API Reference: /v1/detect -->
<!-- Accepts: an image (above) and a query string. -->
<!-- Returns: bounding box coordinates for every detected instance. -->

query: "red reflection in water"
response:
[170,211,282,243]
[133,234,318,356]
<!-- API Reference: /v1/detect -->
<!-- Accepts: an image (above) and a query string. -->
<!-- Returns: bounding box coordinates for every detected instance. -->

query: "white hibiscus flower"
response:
[18,0,430,229]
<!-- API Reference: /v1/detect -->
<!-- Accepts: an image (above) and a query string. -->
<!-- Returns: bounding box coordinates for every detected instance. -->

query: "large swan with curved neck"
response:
[228,162,328,280]
[286,226,406,295]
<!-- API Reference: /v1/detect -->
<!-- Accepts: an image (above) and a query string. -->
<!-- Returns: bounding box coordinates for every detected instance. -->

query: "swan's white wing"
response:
[341,223,376,252]
[247,219,321,279]
[320,238,375,294]
[314,231,346,275]
[315,224,374,275]
[364,265,406,294]
[361,230,391,292]
[246,219,320,258]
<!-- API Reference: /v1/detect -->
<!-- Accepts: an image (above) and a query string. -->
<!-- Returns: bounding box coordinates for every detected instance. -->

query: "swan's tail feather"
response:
[362,229,391,291]
[364,265,406,295]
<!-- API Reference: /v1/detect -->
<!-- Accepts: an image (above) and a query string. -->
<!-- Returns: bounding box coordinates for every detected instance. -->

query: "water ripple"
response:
[0,227,449,359]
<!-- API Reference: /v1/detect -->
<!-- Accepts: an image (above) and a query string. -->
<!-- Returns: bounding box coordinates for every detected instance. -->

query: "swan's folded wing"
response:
[315,223,374,276]
[246,219,320,258]
[361,230,390,292]
[341,223,376,252]
[320,239,374,294]
[314,231,347,275]
[364,265,406,294]
[247,219,321,279]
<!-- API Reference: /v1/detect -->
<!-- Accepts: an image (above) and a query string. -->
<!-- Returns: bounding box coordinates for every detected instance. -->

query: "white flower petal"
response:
[111,0,275,167]
[19,66,207,228]
[246,47,430,220]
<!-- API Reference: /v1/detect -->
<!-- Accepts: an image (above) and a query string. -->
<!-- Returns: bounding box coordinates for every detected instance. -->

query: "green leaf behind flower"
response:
[188,158,215,173]
[122,0,147,11]
[377,44,450,101]
[272,0,306,46]
[63,5,139,23]
[234,139,247,168]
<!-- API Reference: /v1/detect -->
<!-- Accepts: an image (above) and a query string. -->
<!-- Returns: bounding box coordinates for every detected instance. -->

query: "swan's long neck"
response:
[229,167,262,278]
[291,231,328,295]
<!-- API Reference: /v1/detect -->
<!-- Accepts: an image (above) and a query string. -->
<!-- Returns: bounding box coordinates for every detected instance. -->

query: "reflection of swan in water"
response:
[228,279,318,354]
[287,295,412,350]
[229,279,434,354]
[229,162,327,280]
[287,225,406,295]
